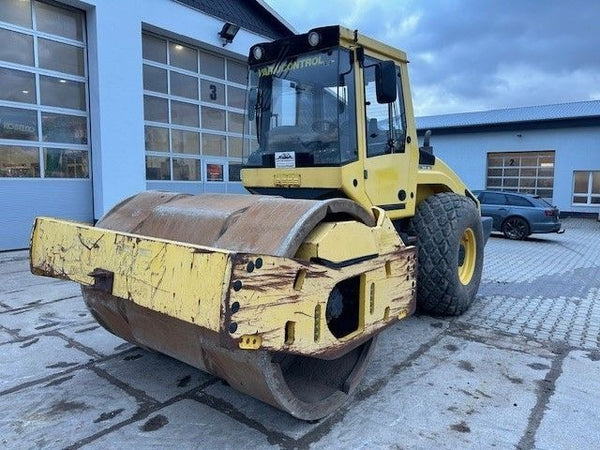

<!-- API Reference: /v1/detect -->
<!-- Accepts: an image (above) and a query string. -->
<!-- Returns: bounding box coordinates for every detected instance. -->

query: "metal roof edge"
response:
[416,116,600,136]
[254,0,297,34]
[171,0,294,40]
[416,100,600,131]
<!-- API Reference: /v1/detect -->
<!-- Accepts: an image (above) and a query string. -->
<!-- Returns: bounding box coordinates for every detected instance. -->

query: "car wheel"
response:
[502,216,529,240]
[410,192,484,316]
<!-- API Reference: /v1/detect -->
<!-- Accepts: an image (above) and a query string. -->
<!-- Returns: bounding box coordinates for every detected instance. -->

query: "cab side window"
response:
[363,57,406,157]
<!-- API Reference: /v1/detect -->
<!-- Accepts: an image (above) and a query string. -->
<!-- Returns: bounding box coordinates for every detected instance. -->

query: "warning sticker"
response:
[274,152,296,168]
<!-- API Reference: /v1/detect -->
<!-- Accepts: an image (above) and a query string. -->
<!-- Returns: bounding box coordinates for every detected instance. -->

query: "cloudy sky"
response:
[264,0,600,117]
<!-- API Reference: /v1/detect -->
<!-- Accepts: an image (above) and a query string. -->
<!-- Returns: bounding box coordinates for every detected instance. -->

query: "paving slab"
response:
[2,264,68,293]
[535,349,600,449]
[202,380,320,441]
[1,296,91,338]
[311,331,551,449]
[0,250,28,263]
[0,369,139,450]
[0,335,92,393]
[363,314,450,382]
[0,328,14,344]
[0,252,79,310]
[97,348,214,402]
[2,281,81,310]
[84,399,276,449]
[57,323,131,358]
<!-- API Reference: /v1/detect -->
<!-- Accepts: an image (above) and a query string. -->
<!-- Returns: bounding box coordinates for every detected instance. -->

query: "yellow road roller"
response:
[30,26,492,420]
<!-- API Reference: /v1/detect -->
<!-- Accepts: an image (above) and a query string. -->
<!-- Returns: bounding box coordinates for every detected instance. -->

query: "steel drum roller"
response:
[82,191,377,420]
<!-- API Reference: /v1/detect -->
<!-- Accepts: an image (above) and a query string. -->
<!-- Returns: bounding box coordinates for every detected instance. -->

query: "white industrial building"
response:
[416,101,600,216]
[0,0,293,250]
[1,0,598,251]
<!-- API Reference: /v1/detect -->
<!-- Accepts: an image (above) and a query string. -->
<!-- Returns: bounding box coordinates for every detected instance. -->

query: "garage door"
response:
[141,32,249,195]
[0,1,91,250]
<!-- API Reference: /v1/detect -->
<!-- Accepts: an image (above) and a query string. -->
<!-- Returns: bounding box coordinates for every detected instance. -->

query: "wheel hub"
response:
[458,227,476,285]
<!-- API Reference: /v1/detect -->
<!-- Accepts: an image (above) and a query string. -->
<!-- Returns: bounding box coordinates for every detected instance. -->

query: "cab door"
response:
[362,58,411,216]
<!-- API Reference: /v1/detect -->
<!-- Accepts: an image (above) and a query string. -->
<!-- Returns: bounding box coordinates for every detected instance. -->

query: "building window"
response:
[573,171,600,205]
[0,0,88,179]
[486,151,555,199]
[142,32,246,182]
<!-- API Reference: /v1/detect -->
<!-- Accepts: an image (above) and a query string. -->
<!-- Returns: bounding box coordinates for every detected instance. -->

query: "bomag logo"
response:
[257,55,328,77]
[276,152,293,160]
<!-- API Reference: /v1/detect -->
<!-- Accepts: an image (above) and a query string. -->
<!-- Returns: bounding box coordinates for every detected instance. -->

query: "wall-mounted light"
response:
[219,22,240,46]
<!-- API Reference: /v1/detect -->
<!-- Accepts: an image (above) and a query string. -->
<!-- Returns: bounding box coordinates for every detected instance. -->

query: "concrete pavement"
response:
[1,217,599,449]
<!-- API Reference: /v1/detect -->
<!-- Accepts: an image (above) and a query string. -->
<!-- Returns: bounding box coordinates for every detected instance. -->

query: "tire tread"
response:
[411,192,484,316]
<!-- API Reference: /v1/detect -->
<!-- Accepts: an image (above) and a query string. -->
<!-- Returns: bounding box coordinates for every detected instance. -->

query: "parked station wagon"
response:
[474,190,563,240]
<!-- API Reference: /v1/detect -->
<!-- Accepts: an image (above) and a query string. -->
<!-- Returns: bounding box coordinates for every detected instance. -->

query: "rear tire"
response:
[411,192,484,315]
[502,216,529,240]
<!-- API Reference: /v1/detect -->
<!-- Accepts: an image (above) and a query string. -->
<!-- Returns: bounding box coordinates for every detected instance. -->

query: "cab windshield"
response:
[244,48,357,168]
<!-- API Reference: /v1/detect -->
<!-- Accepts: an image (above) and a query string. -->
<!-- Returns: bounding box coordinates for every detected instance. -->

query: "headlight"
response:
[252,46,263,60]
[308,31,320,47]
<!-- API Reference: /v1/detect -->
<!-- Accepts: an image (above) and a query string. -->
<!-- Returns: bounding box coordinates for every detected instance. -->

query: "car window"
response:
[480,192,507,205]
[507,195,533,207]
[530,196,553,207]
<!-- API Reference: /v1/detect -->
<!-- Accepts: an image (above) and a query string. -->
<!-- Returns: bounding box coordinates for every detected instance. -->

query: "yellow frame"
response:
[31,212,417,358]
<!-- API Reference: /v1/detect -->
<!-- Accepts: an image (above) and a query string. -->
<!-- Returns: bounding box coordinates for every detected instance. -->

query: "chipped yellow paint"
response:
[239,334,263,350]
[228,248,416,357]
[227,210,416,357]
[397,308,410,320]
[30,212,417,357]
[30,217,230,331]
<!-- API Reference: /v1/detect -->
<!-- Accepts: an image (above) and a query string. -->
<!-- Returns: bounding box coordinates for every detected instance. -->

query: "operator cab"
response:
[244,27,404,168]
[242,26,417,215]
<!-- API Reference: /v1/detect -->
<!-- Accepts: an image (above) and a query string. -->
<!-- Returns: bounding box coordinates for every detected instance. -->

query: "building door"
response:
[142,32,247,195]
[0,1,92,250]
[486,151,555,201]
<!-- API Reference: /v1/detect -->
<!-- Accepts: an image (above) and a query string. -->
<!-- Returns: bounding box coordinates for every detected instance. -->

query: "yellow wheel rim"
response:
[458,227,476,285]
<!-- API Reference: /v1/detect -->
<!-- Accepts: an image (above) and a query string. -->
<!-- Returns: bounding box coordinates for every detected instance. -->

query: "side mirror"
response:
[375,61,397,104]
[247,87,258,121]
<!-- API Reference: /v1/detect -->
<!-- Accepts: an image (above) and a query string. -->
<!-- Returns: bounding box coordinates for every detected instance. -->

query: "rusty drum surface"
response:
[82,191,377,420]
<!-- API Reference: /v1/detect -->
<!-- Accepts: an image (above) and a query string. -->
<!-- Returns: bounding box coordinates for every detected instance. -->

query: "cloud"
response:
[264,0,600,115]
